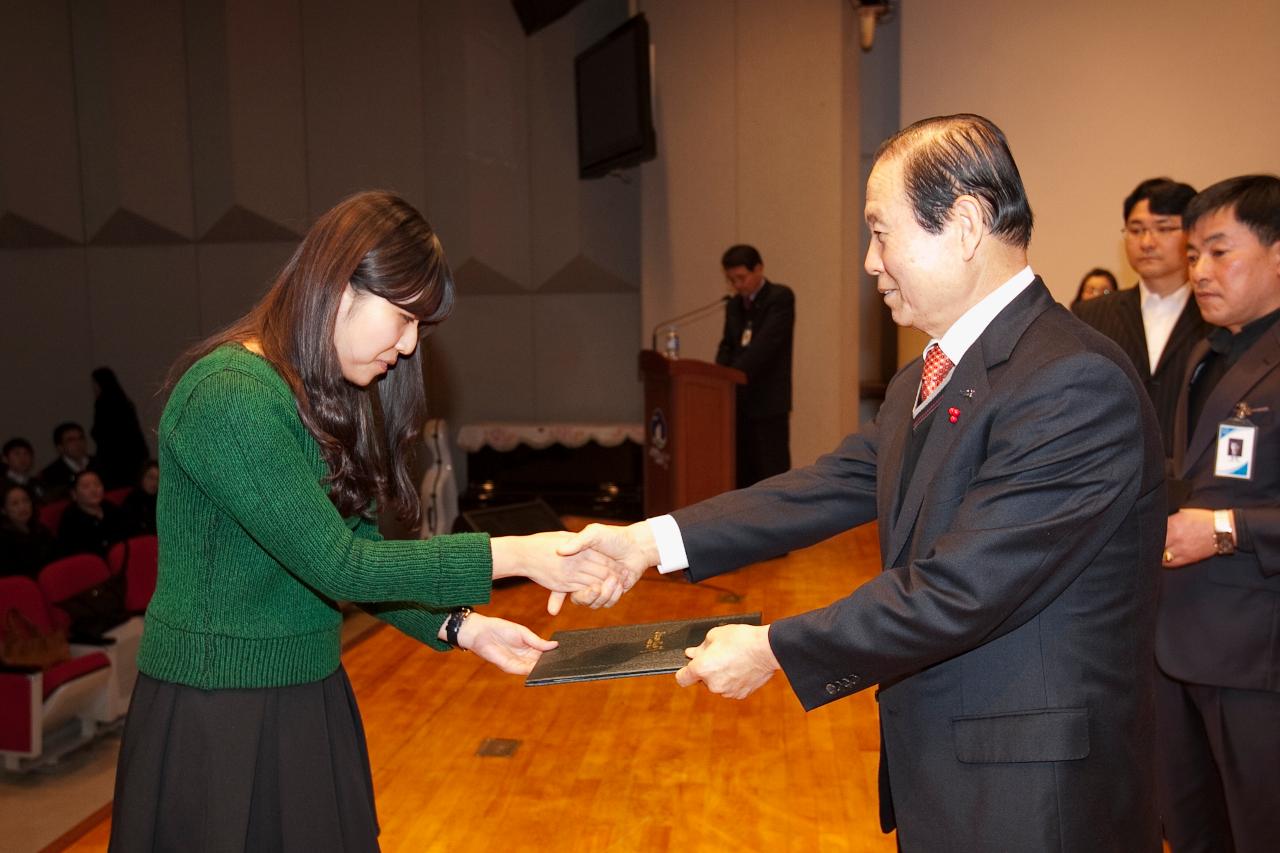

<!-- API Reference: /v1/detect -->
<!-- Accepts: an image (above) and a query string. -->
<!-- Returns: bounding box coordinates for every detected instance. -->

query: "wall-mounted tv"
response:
[574,14,656,179]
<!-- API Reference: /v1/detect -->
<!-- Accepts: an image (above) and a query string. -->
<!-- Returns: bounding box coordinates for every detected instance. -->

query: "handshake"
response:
[490,521,661,616]
[475,522,780,700]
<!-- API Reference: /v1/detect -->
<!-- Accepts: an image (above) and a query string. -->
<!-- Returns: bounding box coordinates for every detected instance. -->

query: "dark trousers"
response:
[735,412,790,489]
[1155,667,1280,853]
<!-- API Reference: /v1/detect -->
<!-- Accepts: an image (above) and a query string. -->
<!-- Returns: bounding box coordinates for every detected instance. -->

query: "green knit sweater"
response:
[136,344,492,689]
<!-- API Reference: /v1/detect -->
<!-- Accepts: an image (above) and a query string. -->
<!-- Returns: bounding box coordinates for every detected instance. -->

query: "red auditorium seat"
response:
[37,554,111,609]
[107,535,159,613]
[103,487,132,507]
[37,499,70,537]
[0,576,111,772]
[38,554,143,723]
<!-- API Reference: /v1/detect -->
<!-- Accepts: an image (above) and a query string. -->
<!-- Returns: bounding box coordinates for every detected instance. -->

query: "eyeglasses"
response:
[1122,225,1182,239]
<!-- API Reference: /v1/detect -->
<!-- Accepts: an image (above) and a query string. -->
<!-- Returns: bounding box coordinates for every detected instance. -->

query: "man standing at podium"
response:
[566,114,1165,851]
[716,244,795,487]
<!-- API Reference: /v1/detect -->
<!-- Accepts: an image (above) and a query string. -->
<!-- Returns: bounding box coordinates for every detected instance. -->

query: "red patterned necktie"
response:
[919,344,954,404]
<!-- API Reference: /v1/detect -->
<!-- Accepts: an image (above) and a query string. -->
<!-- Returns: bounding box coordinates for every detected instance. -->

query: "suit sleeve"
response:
[769,352,1153,709]
[722,288,795,378]
[1229,509,1280,577]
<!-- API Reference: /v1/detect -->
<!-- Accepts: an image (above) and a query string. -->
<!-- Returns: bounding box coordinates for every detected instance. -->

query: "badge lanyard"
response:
[1215,401,1267,480]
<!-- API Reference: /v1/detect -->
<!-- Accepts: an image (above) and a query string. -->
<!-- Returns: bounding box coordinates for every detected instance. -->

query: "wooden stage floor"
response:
[60,524,894,852]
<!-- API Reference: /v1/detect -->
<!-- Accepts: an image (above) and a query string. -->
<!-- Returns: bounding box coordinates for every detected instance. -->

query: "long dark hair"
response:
[169,191,454,521]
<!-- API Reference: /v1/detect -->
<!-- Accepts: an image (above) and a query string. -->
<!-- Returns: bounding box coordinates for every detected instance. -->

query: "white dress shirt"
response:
[1138,280,1190,371]
[651,266,1038,573]
[62,454,89,474]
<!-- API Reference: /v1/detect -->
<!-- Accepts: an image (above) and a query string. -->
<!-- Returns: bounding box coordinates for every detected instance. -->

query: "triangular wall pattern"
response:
[0,212,80,249]
[200,204,303,243]
[90,209,189,246]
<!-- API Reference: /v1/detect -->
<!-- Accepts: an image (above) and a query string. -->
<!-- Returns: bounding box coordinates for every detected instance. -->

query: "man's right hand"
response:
[556,521,659,607]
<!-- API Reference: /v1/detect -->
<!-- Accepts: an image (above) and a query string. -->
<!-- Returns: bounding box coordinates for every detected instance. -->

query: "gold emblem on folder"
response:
[644,630,666,651]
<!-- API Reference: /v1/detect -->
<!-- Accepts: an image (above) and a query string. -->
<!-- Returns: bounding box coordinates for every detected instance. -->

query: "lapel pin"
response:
[948,406,960,424]
[962,389,975,399]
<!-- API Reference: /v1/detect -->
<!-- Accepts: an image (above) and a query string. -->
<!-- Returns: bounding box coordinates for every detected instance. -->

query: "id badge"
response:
[740,326,753,347]
[1215,420,1256,480]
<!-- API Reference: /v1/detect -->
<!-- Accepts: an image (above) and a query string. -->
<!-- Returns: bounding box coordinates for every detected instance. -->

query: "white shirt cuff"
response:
[647,515,689,574]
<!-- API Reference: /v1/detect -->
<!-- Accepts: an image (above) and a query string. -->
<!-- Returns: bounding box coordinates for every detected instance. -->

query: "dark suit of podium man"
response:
[565,115,1165,852]
[716,244,795,488]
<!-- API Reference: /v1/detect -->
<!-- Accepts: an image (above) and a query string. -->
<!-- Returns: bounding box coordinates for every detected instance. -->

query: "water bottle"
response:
[662,326,680,359]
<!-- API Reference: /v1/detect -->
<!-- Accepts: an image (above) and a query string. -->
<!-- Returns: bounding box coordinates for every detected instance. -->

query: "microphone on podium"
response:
[649,294,731,358]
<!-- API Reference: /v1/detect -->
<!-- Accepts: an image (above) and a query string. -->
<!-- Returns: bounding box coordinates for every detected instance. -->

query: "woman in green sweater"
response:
[108,191,621,852]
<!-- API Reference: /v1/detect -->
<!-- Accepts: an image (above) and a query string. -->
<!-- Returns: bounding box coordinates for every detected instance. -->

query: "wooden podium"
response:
[639,350,745,516]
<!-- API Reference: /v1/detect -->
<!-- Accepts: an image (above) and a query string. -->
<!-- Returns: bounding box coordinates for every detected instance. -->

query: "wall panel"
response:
[70,0,194,243]
[185,0,308,241]
[85,246,202,436]
[301,0,426,213]
[0,1,83,246]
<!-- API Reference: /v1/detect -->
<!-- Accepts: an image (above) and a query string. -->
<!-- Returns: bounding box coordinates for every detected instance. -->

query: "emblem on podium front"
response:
[648,408,670,468]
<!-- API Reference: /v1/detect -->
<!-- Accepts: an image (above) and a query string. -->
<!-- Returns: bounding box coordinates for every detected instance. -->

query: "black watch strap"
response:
[445,607,472,648]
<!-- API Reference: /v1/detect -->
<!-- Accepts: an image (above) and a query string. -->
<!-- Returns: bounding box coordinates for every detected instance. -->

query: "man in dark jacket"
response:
[39,421,95,501]
[1074,178,1209,462]
[715,244,794,487]
[567,115,1165,852]
[1159,174,1280,853]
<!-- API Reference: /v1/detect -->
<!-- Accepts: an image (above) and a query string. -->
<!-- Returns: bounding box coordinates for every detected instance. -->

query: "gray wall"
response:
[637,0,869,467]
[0,0,640,470]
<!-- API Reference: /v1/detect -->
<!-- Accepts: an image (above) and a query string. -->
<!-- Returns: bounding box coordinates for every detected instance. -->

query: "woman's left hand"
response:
[456,612,557,675]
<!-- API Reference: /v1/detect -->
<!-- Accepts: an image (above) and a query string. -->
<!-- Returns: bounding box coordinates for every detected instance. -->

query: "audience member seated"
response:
[54,471,130,558]
[1071,267,1118,308]
[38,422,95,502]
[91,367,151,490]
[0,483,55,579]
[120,460,159,536]
[3,437,46,502]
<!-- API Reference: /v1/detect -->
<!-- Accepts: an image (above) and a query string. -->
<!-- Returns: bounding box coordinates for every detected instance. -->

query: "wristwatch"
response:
[445,607,473,649]
[1213,510,1237,556]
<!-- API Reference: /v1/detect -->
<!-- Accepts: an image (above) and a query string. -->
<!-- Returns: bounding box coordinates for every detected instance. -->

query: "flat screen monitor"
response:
[574,14,656,179]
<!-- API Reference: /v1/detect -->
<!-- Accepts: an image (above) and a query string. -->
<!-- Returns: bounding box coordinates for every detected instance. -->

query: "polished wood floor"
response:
[59,524,894,852]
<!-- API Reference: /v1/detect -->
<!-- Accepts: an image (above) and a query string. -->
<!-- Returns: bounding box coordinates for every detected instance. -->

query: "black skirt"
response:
[109,667,380,852]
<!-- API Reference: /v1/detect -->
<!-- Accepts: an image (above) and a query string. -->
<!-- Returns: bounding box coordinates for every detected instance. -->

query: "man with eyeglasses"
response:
[1075,178,1210,461]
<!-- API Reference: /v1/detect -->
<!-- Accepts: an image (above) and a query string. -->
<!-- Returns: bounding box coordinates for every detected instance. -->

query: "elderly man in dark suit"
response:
[564,114,1165,851]
[1158,174,1280,853]
[1075,178,1210,461]
[715,244,795,487]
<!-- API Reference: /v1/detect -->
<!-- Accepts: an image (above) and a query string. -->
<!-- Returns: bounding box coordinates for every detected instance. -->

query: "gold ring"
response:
[1163,550,1174,563]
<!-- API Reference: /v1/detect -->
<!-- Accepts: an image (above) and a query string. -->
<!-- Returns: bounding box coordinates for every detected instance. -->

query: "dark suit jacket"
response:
[55,501,130,558]
[1074,285,1209,460]
[674,281,1164,852]
[38,456,94,501]
[1160,327,1280,692]
[715,281,794,419]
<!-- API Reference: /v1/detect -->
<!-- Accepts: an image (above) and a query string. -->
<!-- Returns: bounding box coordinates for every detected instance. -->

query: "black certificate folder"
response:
[525,613,762,686]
